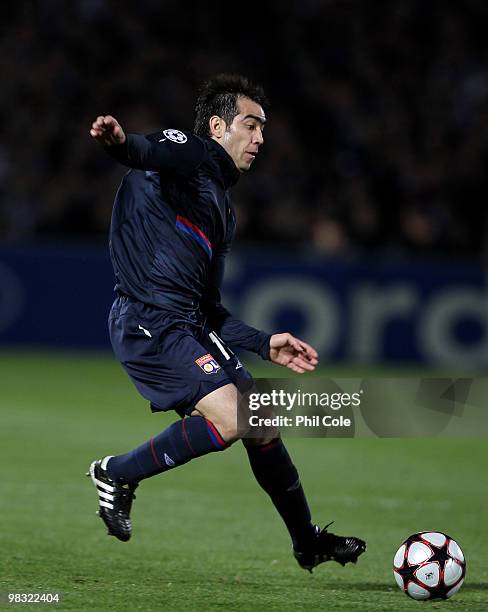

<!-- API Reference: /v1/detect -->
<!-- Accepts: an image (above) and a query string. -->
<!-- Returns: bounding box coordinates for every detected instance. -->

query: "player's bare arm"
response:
[90,115,126,146]
[269,333,319,374]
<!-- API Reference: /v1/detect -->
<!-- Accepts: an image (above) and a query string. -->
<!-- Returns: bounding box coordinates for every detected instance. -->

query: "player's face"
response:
[221,97,266,172]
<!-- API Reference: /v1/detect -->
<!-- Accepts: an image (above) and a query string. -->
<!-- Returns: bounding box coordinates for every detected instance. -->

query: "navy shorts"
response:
[108,295,254,416]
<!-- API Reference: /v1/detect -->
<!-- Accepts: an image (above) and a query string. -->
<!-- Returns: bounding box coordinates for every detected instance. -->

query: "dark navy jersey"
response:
[105,128,270,359]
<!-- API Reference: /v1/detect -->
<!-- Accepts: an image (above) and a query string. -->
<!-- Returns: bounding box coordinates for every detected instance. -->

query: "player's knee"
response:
[213,420,247,445]
[210,408,250,444]
[194,385,252,443]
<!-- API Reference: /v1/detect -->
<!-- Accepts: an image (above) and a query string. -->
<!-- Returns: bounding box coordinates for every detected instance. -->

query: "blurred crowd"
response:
[2,0,488,260]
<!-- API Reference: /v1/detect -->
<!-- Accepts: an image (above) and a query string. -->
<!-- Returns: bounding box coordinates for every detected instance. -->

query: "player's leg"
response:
[197,330,317,563]
[88,299,241,541]
[198,329,366,569]
[243,436,316,553]
[88,384,237,542]
[106,383,238,485]
[88,383,239,542]
[243,436,366,570]
[205,332,366,570]
[189,379,316,557]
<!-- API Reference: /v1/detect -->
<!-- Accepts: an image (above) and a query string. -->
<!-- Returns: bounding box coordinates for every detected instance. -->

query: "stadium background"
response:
[1,2,487,610]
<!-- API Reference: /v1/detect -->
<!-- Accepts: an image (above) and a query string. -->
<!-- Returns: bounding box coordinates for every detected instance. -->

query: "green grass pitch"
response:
[1,351,486,611]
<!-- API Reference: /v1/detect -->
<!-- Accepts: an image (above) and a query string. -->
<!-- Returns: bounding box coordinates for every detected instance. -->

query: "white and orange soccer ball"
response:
[393,531,466,600]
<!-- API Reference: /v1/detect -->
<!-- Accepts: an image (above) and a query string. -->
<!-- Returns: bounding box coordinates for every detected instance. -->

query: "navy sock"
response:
[107,416,227,483]
[245,438,315,550]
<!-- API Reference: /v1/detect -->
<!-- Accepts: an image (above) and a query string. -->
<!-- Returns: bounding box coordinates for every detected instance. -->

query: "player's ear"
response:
[209,115,226,139]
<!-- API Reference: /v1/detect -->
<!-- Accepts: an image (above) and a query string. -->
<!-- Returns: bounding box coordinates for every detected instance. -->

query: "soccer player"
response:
[88,74,366,571]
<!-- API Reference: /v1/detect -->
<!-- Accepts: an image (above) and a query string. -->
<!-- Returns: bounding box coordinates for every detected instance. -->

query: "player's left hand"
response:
[269,333,319,374]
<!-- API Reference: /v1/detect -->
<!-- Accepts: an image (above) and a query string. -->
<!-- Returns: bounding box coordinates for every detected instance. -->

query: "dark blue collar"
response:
[205,137,241,188]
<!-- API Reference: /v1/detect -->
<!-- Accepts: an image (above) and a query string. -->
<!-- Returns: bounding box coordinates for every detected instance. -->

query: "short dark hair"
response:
[194,73,269,137]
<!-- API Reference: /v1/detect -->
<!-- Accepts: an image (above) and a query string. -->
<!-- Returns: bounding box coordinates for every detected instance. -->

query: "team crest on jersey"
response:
[163,128,187,144]
[195,353,221,374]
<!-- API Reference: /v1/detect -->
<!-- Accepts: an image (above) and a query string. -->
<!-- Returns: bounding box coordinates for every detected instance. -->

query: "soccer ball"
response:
[393,531,466,600]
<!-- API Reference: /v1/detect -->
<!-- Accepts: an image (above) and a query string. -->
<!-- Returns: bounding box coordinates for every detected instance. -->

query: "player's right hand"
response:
[90,115,126,146]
